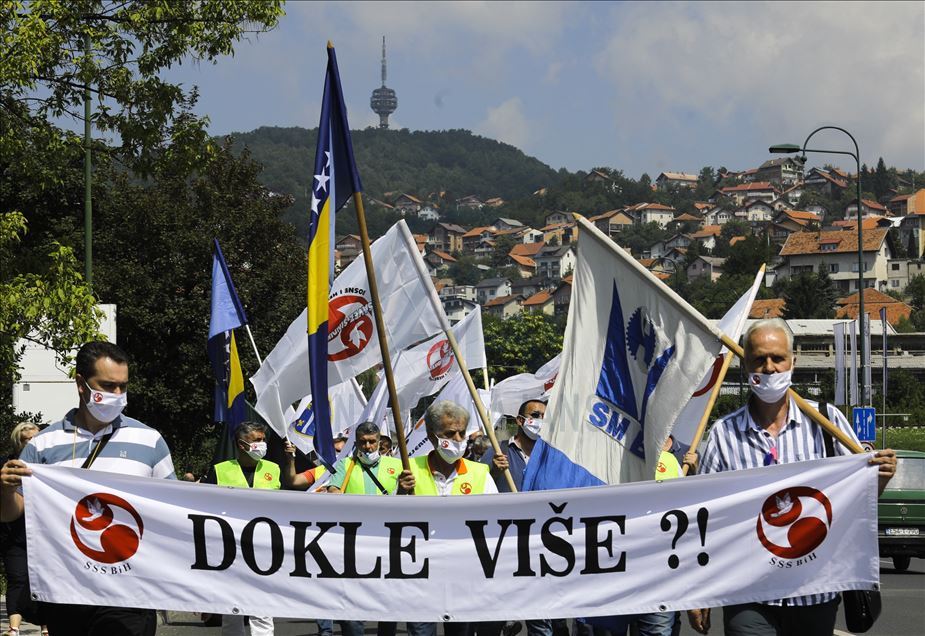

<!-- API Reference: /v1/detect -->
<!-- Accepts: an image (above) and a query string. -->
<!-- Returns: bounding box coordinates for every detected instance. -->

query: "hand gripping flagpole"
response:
[397,224,519,492]
[681,265,765,476]
[574,216,864,455]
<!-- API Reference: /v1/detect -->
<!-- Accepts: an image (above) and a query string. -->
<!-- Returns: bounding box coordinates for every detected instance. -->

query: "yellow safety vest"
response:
[340,456,403,494]
[655,450,683,481]
[214,459,281,489]
[408,454,489,496]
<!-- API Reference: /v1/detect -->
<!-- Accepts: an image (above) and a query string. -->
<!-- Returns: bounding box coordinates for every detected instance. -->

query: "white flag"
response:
[834,322,846,406]
[524,217,723,489]
[364,308,486,428]
[849,320,858,405]
[251,220,445,437]
[490,354,561,419]
[669,268,764,448]
[284,379,367,456]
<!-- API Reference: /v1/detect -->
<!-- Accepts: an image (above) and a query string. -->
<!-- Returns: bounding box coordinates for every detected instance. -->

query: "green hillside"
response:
[227,126,562,237]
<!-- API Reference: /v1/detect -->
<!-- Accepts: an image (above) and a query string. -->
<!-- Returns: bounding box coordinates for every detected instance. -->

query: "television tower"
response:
[370,36,397,129]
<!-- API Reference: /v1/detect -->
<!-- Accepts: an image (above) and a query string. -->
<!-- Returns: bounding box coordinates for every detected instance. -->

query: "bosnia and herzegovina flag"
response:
[308,43,363,469]
[208,239,248,434]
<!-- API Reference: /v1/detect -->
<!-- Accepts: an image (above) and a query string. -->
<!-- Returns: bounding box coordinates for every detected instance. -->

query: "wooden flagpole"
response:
[352,192,412,473]
[681,352,734,476]
[444,330,518,492]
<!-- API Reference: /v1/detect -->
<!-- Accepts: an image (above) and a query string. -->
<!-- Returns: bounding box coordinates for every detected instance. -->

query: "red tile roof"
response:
[835,289,912,325]
[722,181,776,193]
[779,229,888,256]
[509,254,537,268]
[749,299,786,319]
[523,290,553,306]
[484,294,522,308]
[510,242,546,257]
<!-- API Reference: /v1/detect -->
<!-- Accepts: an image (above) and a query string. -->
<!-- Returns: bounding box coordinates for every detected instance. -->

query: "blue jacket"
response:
[480,438,528,493]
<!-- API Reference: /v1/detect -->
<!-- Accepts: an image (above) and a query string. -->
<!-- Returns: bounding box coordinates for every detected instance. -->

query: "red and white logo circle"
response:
[756,486,832,559]
[427,339,454,380]
[459,482,472,495]
[92,391,103,403]
[440,440,450,449]
[327,294,374,362]
[751,374,762,386]
[70,493,144,564]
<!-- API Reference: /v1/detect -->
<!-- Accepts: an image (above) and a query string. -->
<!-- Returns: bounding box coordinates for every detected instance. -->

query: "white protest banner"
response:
[251,220,444,437]
[285,379,367,456]
[526,217,723,489]
[491,354,561,419]
[25,455,877,621]
[669,268,763,449]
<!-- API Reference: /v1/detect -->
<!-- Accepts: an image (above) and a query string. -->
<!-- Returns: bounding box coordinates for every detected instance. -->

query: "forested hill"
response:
[228,126,562,237]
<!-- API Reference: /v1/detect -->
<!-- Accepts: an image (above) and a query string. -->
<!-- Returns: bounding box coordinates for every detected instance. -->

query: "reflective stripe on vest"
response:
[214,459,281,489]
[408,454,489,495]
[342,456,402,494]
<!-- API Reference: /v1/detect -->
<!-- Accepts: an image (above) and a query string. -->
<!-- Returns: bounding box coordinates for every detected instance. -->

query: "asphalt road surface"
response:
[6,558,923,635]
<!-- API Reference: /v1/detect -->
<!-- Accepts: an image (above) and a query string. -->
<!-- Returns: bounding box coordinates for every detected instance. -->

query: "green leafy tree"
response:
[447,255,483,286]
[1,212,102,429]
[872,157,892,201]
[86,141,307,473]
[2,0,284,174]
[781,271,838,319]
[906,274,925,310]
[483,313,563,381]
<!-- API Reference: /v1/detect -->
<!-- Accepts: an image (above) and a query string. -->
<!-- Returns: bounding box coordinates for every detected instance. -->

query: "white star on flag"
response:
[314,171,329,192]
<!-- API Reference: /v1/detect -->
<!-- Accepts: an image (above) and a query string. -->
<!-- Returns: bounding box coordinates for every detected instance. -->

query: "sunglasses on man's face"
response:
[526,411,543,419]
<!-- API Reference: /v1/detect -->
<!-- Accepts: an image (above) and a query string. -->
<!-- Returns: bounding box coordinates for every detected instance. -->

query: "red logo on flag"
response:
[460,482,472,494]
[756,486,832,559]
[70,493,144,564]
[426,339,454,380]
[328,294,374,361]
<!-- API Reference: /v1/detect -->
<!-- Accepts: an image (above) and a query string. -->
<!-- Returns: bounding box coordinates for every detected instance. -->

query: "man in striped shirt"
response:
[686,319,896,636]
[1,341,175,635]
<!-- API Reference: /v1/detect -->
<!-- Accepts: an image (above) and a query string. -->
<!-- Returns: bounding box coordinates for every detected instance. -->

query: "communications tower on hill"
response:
[369,36,397,129]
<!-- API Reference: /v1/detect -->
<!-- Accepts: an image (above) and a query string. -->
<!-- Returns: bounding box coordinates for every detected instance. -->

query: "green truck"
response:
[878,449,925,572]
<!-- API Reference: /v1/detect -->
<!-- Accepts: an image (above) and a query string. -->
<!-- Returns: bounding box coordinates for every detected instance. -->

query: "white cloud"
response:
[476,97,532,149]
[595,1,925,168]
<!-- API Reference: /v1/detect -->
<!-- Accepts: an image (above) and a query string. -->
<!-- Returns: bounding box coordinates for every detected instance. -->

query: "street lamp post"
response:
[770,126,867,406]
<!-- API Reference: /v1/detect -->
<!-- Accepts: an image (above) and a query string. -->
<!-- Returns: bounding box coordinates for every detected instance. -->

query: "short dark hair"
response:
[75,341,129,380]
[518,398,547,418]
[235,421,267,444]
[355,421,380,438]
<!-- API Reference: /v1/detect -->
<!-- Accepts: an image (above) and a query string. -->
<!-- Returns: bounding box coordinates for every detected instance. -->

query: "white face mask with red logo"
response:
[435,437,467,463]
[750,371,792,404]
[521,417,545,440]
[84,382,127,423]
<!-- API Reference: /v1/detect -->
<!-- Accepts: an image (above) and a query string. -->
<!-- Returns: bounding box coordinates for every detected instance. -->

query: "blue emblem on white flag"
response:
[523,218,722,490]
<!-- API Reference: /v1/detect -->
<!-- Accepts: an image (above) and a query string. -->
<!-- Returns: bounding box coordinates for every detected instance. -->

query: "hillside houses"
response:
[778,228,892,293]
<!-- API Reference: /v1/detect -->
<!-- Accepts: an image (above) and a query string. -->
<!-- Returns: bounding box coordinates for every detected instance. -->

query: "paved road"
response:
[6,558,923,635]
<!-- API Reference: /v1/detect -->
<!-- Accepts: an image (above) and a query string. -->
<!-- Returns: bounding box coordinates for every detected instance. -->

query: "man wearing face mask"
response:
[326,421,402,495]
[201,421,278,636]
[686,318,896,636]
[481,399,546,493]
[0,341,175,635]
[396,400,496,636]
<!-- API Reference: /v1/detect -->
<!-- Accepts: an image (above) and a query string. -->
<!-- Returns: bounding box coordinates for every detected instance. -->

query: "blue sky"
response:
[166,1,924,178]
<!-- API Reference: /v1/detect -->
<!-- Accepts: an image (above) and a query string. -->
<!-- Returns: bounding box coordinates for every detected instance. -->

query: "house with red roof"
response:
[778,228,892,293]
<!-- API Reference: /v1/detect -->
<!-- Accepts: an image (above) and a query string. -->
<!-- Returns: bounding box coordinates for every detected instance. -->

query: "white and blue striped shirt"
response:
[699,397,859,607]
[20,409,176,481]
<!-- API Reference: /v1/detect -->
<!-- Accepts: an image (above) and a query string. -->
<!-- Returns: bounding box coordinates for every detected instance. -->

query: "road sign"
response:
[853,407,876,443]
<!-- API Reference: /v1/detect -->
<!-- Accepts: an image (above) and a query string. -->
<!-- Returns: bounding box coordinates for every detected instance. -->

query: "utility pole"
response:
[83,31,93,285]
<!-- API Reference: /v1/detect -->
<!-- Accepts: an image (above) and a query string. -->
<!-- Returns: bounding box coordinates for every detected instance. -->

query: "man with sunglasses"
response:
[482,399,547,493]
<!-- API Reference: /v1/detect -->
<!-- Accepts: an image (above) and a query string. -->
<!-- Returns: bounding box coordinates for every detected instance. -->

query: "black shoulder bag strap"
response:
[817,401,836,458]
[359,460,390,495]
[81,431,115,469]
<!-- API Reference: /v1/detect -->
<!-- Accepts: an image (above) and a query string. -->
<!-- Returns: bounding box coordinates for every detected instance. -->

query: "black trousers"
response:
[44,604,156,636]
